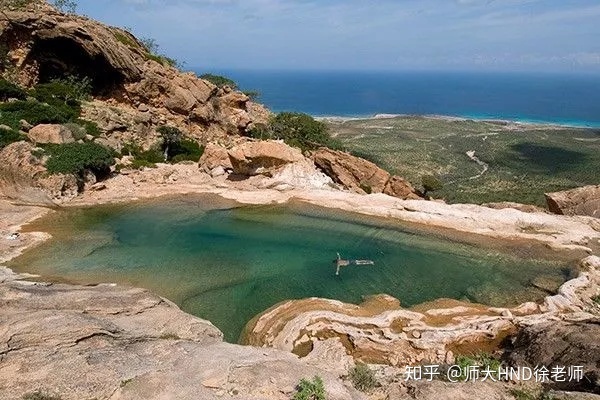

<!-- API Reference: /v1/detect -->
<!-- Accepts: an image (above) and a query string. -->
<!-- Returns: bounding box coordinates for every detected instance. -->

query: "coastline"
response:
[316,113,600,129]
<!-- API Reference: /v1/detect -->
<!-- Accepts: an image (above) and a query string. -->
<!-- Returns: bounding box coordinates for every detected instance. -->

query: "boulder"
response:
[0,141,79,203]
[384,175,422,200]
[198,143,233,174]
[27,124,75,144]
[545,186,600,218]
[311,148,421,199]
[507,320,600,394]
[228,140,304,176]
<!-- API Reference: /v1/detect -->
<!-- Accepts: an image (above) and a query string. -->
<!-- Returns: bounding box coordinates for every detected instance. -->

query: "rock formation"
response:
[0,141,79,203]
[243,256,600,369]
[27,124,75,144]
[507,319,600,394]
[228,140,305,176]
[311,148,422,199]
[0,267,365,400]
[546,185,600,219]
[0,1,269,146]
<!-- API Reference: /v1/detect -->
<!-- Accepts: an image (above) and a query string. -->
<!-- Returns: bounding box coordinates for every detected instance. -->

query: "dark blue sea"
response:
[197,70,600,127]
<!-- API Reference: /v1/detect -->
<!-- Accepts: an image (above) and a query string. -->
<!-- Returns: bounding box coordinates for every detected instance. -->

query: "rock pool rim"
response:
[7,193,582,341]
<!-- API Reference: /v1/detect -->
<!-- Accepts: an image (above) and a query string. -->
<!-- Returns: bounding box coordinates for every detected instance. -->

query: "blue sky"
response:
[77,0,600,72]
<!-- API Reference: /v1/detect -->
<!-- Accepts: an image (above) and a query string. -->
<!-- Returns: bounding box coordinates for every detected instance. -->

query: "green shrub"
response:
[170,139,204,163]
[31,76,91,104]
[76,119,101,137]
[129,158,157,170]
[421,174,443,196]
[0,100,76,129]
[62,122,87,141]
[293,376,326,400]
[0,78,27,101]
[200,74,238,89]
[248,112,340,152]
[349,363,377,391]
[0,125,25,149]
[1,0,35,10]
[113,30,139,48]
[454,352,502,381]
[509,388,555,400]
[22,391,61,400]
[121,142,164,164]
[44,142,115,177]
[593,295,600,305]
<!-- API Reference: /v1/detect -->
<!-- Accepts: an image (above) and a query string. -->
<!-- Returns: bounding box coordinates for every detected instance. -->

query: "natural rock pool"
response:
[11,195,571,342]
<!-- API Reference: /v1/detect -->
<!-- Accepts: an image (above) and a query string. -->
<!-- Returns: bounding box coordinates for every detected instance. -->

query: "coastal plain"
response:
[328,116,600,205]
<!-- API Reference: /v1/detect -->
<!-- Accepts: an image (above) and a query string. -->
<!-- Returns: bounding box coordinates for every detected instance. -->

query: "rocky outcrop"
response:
[0,267,364,400]
[27,124,74,144]
[0,2,269,145]
[508,320,600,393]
[0,141,79,203]
[243,256,600,369]
[311,148,422,199]
[484,202,548,214]
[546,186,600,219]
[228,140,305,176]
[198,143,234,177]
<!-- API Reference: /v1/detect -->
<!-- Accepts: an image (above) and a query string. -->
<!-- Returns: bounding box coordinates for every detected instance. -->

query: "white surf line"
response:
[466,150,489,180]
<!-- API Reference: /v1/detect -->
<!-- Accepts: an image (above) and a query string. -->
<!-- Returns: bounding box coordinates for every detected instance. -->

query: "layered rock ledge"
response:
[243,257,600,374]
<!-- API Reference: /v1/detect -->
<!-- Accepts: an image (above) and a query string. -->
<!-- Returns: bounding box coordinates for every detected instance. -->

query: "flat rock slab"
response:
[0,277,364,400]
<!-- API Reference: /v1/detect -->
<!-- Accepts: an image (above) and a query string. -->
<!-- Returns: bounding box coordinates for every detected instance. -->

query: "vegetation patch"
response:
[0,125,25,149]
[157,126,204,162]
[44,142,115,177]
[454,352,502,381]
[509,388,555,400]
[249,112,342,152]
[0,78,27,101]
[200,74,238,89]
[22,391,61,400]
[293,376,326,400]
[348,363,377,391]
[329,116,600,205]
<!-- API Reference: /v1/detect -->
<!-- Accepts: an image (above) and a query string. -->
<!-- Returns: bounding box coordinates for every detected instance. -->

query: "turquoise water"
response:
[11,195,569,342]
[208,70,600,128]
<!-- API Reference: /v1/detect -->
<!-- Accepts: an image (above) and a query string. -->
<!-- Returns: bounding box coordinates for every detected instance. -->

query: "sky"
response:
[76,0,600,73]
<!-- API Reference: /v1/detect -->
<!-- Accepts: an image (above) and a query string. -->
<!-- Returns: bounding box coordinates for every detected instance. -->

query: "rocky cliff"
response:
[546,185,600,219]
[0,0,268,144]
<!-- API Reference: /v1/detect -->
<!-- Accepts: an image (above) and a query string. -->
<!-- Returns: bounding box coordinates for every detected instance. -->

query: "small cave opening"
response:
[26,37,125,95]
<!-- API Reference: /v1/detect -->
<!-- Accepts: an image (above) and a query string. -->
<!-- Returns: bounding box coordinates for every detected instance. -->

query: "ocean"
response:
[200,70,600,127]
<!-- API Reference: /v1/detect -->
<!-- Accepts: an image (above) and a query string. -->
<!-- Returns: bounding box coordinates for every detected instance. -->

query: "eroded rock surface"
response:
[0,141,79,203]
[311,148,422,199]
[507,319,600,394]
[27,124,75,144]
[0,268,364,400]
[243,256,600,369]
[228,140,305,176]
[546,185,600,219]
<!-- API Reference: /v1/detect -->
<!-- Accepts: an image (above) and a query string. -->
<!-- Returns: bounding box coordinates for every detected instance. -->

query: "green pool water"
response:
[10,195,570,342]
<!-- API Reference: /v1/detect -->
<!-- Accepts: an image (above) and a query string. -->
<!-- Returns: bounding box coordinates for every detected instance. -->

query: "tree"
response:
[421,174,443,197]
[157,125,182,161]
[52,0,77,13]
[140,37,159,54]
[248,112,338,152]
